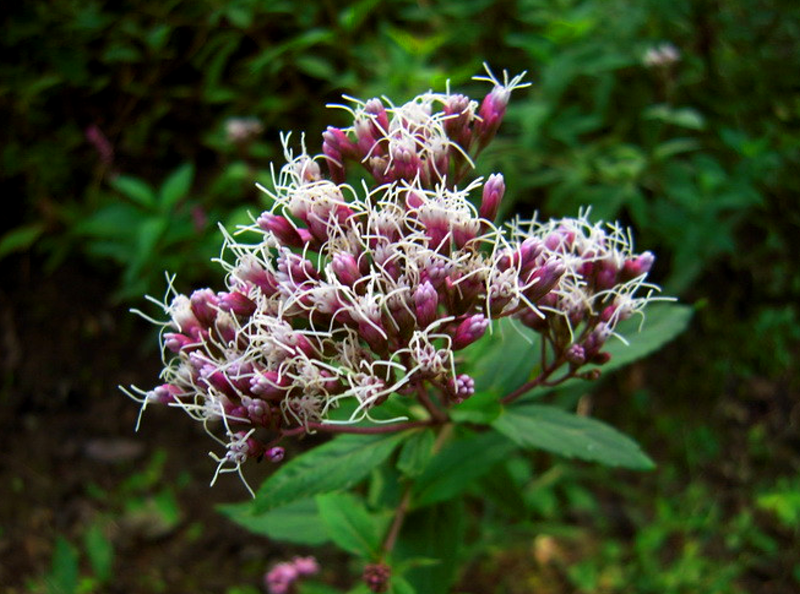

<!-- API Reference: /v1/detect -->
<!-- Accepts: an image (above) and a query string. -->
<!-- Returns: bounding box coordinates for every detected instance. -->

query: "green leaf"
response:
[412,430,516,508]
[316,492,387,559]
[397,429,435,478]
[493,404,654,470]
[158,163,195,211]
[394,500,465,593]
[389,576,416,594]
[110,175,157,209]
[643,104,706,130]
[459,318,541,398]
[254,432,407,513]
[599,303,693,374]
[48,536,79,594]
[218,498,329,545]
[0,223,45,258]
[83,523,114,583]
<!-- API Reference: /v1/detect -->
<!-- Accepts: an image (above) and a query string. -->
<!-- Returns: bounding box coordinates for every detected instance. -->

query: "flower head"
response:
[125,68,665,492]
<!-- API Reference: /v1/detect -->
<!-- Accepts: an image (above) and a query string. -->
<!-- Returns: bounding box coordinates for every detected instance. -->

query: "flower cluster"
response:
[264,556,319,594]
[125,66,663,491]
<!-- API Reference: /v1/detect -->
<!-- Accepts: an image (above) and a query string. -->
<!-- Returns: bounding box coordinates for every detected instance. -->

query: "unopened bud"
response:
[363,563,391,593]
[452,314,489,350]
[265,446,285,462]
[480,173,505,222]
[414,281,439,328]
[257,213,306,248]
[447,374,476,404]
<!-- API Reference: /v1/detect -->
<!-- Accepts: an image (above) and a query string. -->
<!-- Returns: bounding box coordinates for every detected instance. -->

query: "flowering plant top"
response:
[125,66,663,496]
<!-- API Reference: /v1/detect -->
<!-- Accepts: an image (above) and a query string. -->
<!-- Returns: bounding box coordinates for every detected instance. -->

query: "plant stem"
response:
[380,424,453,559]
[500,356,569,405]
[415,382,449,423]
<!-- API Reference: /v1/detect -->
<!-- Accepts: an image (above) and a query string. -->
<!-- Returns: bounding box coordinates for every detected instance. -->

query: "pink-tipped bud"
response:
[583,322,612,358]
[523,260,566,301]
[447,374,476,404]
[266,446,285,462]
[148,383,181,404]
[331,252,361,286]
[620,251,655,281]
[565,343,586,366]
[518,238,545,274]
[218,291,256,317]
[414,281,439,328]
[475,85,511,149]
[452,314,489,350]
[163,332,194,353]
[257,213,306,248]
[594,259,619,292]
[250,370,291,401]
[480,173,505,222]
[189,288,219,327]
[364,98,390,135]
[443,93,474,149]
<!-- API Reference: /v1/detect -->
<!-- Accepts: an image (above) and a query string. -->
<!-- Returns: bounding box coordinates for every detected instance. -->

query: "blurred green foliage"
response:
[4,0,799,592]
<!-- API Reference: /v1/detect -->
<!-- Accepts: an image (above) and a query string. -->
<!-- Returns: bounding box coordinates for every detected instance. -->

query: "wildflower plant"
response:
[125,66,689,593]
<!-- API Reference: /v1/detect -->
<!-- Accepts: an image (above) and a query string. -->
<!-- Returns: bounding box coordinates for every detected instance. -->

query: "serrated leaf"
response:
[412,430,516,508]
[158,163,195,211]
[316,492,387,559]
[254,432,407,513]
[493,404,654,469]
[599,303,693,374]
[110,175,157,208]
[397,429,435,478]
[218,498,329,545]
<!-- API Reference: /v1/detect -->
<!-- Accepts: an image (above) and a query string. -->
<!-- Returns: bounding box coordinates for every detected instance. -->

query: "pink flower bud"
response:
[331,252,361,286]
[149,383,181,404]
[565,343,586,366]
[163,332,194,353]
[250,370,291,401]
[620,251,655,281]
[523,260,566,301]
[414,281,439,328]
[452,314,489,350]
[474,86,511,149]
[217,291,256,317]
[189,289,219,327]
[480,173,505,222]
[447,374,475,404]
[257,213,307,248]
[266,446,285,462]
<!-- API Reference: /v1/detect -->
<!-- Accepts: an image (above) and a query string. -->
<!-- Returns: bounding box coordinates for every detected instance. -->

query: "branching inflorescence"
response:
[124,66,663,494]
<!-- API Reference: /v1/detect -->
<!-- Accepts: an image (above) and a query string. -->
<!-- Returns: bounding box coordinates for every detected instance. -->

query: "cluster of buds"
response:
[264,556,319,594]
[125,66,663,492]
[322,66,528,187]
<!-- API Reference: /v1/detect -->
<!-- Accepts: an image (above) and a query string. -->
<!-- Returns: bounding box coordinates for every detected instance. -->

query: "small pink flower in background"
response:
[264,556,319,594]
[85,124,114,167]
[643,42,681,67]
[226,117,264,144]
